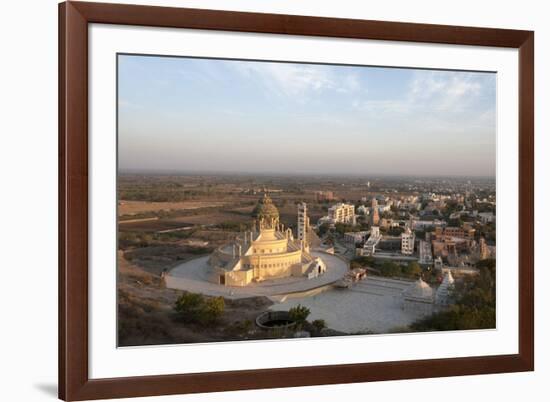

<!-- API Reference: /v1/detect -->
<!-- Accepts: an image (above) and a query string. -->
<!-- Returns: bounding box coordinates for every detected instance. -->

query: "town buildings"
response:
[328,202,356,225]
[418,240,433,265]
[478,211,496,223]
[344,231,368,246]
[434,226,475,240]
[315,190,335,202]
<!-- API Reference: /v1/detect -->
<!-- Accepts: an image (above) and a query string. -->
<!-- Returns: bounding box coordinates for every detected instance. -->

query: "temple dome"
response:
[404,277,433,299]
[252,193,279,221]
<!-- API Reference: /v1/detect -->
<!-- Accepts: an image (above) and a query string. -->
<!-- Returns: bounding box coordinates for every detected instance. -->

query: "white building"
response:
[401,227,415,255]
[328,203,356,225]
[478,212,495,224]
[344,231,368,245]
[363,226,381,256]
[412,219,444,230]
[418,240,433,265]
[435,271,455,305]
[378,204,392,213]
[400,202,422,211]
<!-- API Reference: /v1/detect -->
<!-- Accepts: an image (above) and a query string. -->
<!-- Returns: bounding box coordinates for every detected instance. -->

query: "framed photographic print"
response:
[59,1,534,400]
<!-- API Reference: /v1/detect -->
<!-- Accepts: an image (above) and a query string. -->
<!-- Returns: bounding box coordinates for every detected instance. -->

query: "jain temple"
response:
[207,194,327,286]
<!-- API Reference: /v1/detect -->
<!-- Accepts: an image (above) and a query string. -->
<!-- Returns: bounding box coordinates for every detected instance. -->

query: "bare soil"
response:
[117,252,276,347]
[118,200,228,216]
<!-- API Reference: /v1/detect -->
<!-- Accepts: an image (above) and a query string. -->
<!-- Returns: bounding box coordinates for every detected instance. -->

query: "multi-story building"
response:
[478,212,495,224]
[418,240,433,265]
[328,203,356,225]
[444,226,465,238]
[315,191,335,202]
[401,227,415,255]
[412,219,444,231]
[434,226,475,241]
[344,231,368,246]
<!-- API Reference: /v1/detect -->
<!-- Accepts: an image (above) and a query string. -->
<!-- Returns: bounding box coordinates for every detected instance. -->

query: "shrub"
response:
[174,293,225,325]
[350,256,375,270]
[174,292,204,322]
[402,261,422,278]
[288,304,310,324]
[311,319,327,334]
[380,261,401,277]
[202,297,225,324]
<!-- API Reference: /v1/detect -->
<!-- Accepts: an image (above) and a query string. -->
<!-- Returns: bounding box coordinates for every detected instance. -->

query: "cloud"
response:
[409,71,484,111]
[353,70,492,118]
[352,99,411,115]
[230,61,361,101]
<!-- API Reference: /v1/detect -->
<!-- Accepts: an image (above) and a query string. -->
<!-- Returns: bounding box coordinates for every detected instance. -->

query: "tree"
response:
[288,304,310,324]
[381,211,394,219]
[403,261,422,278]
[388,227,404,236]
[311,319,327,334]
[380,261,400,277]
[175,292,204,322]
[350,256,375,270]
[201,297,225,324]
[448,218,464,227]
[174,292,225,325]
[334,222,354,235]
[317,223,330,237]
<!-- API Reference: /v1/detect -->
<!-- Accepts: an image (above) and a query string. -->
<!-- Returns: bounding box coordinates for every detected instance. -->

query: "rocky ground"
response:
[117,251,278,346]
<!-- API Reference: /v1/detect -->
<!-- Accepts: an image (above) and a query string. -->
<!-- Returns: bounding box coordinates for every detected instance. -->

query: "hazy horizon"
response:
[118,168,495,180]
[118,55,497,177]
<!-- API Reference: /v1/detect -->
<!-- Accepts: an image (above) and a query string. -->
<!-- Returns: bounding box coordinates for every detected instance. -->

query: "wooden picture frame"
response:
[59,1,534,400]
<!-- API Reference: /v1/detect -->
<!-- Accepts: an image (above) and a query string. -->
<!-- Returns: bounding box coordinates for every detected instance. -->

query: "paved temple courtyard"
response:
[166,251,348,299]
[272,277,425,333]
[167,251,426,333]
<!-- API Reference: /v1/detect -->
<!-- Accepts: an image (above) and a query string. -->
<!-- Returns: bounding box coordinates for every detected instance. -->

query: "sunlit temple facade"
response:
[207,194,326,286]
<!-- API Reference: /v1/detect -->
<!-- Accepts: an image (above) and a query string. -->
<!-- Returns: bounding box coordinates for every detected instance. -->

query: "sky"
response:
[118,54,496,177]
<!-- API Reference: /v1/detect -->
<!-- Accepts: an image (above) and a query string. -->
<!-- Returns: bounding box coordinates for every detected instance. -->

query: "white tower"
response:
[297,202,308,244]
